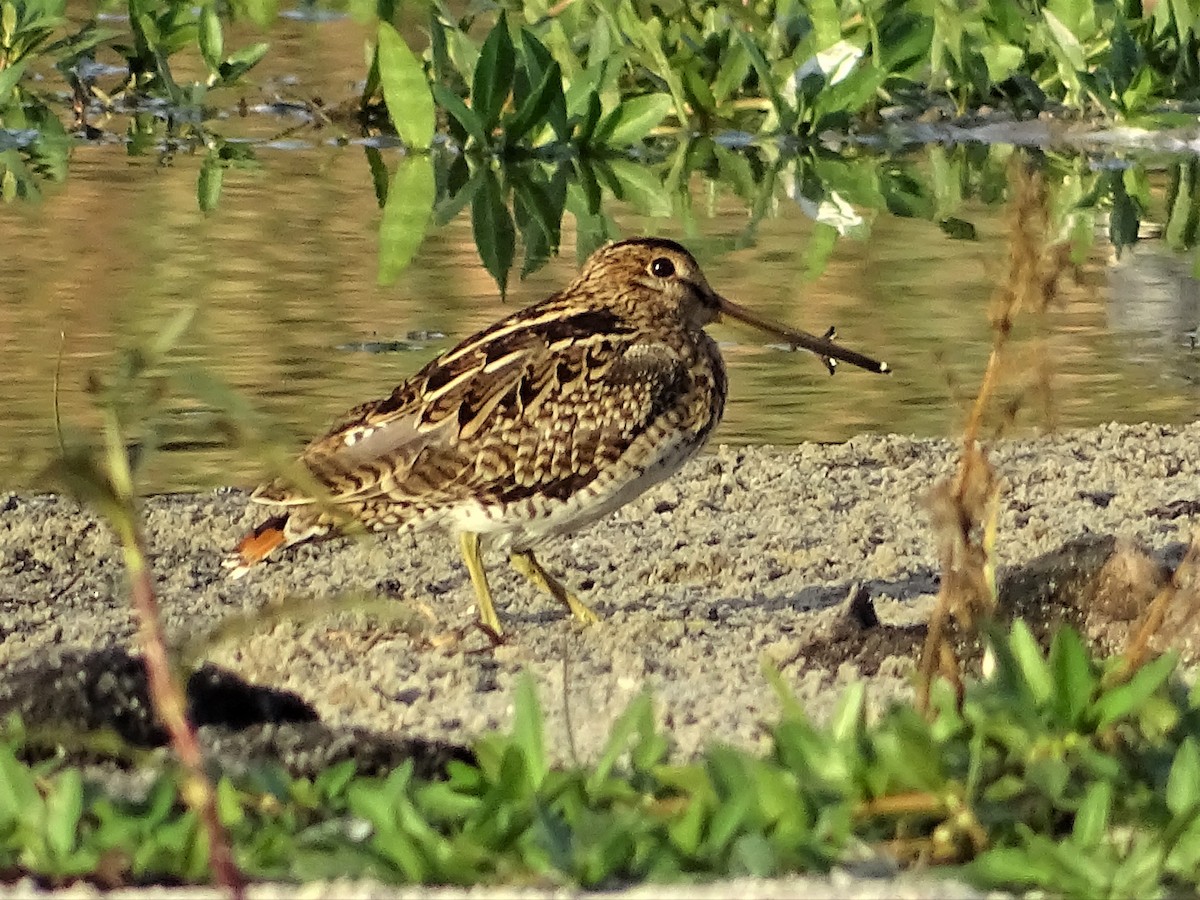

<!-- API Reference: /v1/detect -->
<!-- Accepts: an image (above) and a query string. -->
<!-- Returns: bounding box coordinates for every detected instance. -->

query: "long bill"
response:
[716,294,890,375]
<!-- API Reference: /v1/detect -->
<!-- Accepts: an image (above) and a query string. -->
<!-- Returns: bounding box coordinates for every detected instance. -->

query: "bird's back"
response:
[242,293,728,551]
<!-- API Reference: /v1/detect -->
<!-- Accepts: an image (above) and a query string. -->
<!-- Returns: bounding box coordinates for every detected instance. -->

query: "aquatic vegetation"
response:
[1,0,1199,284]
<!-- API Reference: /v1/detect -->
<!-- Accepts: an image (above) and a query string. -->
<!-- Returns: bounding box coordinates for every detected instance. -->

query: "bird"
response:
[225,237,888,635]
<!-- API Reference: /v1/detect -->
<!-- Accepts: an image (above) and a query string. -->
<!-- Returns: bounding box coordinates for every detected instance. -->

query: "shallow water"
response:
[3,17,1200,494]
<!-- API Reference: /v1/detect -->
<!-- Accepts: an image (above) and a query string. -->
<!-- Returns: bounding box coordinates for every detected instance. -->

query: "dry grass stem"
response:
[918,162,1071,715]
[101,413,246,899]
[1114,532,1200,684]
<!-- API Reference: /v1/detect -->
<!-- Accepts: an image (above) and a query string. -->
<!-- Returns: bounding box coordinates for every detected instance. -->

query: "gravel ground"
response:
[3,420,1199,897]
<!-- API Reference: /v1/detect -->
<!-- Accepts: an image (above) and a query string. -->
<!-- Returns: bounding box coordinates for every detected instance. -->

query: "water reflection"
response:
[3,136,1200,493]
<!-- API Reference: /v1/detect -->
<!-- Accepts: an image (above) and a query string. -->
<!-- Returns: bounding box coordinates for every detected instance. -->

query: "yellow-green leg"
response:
[459,532,503,635]
[509,549,600,625]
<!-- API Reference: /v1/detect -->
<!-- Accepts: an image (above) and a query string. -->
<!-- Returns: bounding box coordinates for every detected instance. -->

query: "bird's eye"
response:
[649,257,676,278]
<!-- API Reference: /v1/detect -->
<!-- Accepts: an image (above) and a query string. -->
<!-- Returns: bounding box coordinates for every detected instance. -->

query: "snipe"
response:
[226,237,888,635]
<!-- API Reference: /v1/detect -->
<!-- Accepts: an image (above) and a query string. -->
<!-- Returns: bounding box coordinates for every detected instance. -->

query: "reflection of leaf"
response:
[198,154,222,213]
[433,157,479,226]
[573,157,602,215]
[513,166,566,276]
[229,0,277,27]
[472,170,515,299]
[607,159,672,217]
[379,156,435,285]
[794,190,866,237]
[938,217,978,241]
[1108,176,1140,257]
[566,180,617,261]
[1164,160,1200,251]
[803,222,839,281]
[0,151,38,202]
[714,146,757,202]
[880,169,934,220]
[364,146,389,209]
[378,23,434,150]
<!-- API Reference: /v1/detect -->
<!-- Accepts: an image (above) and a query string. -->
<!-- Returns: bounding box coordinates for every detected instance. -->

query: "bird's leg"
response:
[459,531,503,636]
[509,550,600,625]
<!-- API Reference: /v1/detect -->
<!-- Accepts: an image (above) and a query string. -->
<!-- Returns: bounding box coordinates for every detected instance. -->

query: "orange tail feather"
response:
[224,514,288,577]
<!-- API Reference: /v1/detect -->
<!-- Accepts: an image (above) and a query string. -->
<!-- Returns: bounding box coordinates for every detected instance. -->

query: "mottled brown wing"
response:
[471,337,700,508]
[251,303,698,509]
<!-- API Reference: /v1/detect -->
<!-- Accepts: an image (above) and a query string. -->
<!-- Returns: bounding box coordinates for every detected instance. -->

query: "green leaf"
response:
[980,43,1023,84]
[1046,0,1094,40]
[45,769,83,860]
[216,776,244,828]
[198,4,223,73]
[593,93,672,147]
[503,59,563,148]
[734,30,790,129]
[472,169,515,300]
[1042,10,1086,75]
[519,31,569,142]
[574,90,603,147]
[511,673,547,790]
[829,681,866,744]
[217,41,269,85]
[1049,625,1093,726]
[589,690,653,792]
[0,59,29,101]
[1009,621,1051,704]
[472,12,515,133]
[626,16,688,128]
[378,156,434,285]
[1094,652,1177,726]
[711,40,750,106]
[431,83,488,149]
[1071,780,1110,849]
[377,22,434,150]
[0,746,39,830]
[1168,737,1200,817]
[1109,14,1140,96]
[808,0,841,53]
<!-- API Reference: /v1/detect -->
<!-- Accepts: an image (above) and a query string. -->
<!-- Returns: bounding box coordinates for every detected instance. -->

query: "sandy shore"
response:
[3,420,1199,896]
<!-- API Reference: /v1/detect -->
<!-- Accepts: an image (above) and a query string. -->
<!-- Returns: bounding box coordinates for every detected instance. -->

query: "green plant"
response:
[46,312,246,895]
[114,0,268,108]
[4,622,1200,893]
